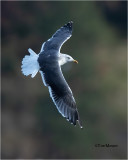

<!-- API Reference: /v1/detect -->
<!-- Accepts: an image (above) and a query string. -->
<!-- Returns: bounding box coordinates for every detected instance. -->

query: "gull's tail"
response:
[21,48,39,78]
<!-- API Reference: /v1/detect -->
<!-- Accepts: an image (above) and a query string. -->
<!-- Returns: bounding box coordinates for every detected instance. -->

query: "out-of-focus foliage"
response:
[1,1,127,159]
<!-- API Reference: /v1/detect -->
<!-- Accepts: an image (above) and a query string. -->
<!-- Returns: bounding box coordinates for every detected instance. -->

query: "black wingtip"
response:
[66,109,83,129]
[76,110,83,129]
[64,21,73,28]
[80,124,83,129]
[69,21,73,24]
[77,119,83,129]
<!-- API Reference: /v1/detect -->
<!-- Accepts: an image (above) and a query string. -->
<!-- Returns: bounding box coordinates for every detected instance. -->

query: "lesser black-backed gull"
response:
[21,21,83,128]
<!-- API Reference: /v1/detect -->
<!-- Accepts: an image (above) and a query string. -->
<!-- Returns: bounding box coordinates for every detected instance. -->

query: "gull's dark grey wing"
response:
[39,61,83,128]
[40,21,73,53]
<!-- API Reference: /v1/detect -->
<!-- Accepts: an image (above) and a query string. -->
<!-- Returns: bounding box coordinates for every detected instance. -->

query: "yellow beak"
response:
[73,60,78,64]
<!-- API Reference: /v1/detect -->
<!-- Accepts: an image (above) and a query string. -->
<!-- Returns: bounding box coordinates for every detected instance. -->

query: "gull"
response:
[21,21,83,128]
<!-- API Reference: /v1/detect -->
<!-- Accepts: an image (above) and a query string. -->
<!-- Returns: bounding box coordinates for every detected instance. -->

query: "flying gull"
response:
[21,21,83,128]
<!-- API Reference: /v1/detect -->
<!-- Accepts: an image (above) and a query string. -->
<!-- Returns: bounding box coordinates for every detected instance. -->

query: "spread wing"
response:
[39,63,83,128]
[40,21,73,53]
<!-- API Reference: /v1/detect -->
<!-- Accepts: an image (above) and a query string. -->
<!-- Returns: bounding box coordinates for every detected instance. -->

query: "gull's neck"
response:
[58,53,67,66]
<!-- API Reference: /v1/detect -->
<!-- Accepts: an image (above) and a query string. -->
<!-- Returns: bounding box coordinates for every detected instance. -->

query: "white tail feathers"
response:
[21,48,39,78]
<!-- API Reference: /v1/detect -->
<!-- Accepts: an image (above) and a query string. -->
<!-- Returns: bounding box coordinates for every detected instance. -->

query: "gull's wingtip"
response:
[77,113,83,129]
[70,21,73,24]
[67,21,73,26]
[78,121,83,129]
[80,126,83,129]
[64,21,73,28]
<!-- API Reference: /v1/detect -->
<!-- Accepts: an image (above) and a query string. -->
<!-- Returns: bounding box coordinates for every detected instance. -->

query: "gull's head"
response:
[59,53,78,66]
[65,55,78,64]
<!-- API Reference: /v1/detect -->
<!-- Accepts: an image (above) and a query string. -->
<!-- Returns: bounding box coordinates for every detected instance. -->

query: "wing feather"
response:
[40,21,73,54]
[39,62,83,128]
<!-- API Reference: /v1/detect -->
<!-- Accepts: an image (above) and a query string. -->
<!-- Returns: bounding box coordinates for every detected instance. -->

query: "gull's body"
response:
[21,21,83,128]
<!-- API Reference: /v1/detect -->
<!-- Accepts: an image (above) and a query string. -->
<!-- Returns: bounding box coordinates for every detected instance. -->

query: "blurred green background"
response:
[1,1,127,159]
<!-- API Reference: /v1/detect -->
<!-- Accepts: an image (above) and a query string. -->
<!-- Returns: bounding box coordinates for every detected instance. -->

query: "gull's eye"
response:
[68,57,70,59]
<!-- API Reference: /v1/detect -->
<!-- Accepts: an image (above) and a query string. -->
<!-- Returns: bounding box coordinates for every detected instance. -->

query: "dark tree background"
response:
[1,1,127,159]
